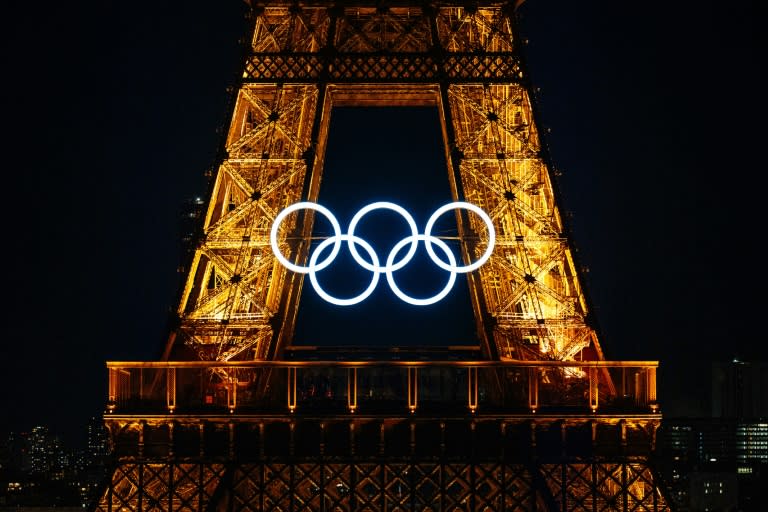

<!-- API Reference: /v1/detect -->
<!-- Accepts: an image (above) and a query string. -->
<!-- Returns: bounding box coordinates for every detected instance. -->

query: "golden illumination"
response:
[98,4,671,510]
[161,4,606,375]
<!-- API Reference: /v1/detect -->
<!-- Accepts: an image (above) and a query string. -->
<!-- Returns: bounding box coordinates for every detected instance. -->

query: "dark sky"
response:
[0,0,761,442]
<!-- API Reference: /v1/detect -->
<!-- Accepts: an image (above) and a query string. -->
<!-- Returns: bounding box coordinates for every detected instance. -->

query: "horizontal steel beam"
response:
[107,359,659,368]
[243,53,523,83]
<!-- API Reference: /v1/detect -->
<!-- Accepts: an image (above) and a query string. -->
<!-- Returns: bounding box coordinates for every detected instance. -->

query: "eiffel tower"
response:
[98,1,673,510]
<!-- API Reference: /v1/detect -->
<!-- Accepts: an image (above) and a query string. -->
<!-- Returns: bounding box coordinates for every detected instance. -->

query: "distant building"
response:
[86,417,110,466]
[0,421,112,508]
[736,422,768,463]
[688,471,738,511]
[28,426,53,475]
[711,360,768,419]
[660,358,767,510]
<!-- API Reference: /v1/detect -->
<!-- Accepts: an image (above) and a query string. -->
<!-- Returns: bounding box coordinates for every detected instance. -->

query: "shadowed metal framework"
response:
[98,1,673,510]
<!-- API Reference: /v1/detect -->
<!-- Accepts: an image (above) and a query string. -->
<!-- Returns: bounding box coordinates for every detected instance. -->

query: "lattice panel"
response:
[176,83,319,361]
[251,7,330,53]
[472,463,503,509]
[167,1,597,364]
[502,464,536,510]
[171,464,218,511]
[231,464,263,512]
[97,463,139,511]
[595,462,626,511]
[241,6,522,83]
[540,463,672,511]
[264,463,293,510]
[96,463,224,511]
[411,464,440,510]
[323,464,353,510]
[103,3,670,511]
[444,463,473,508]
[98,460,669,510]
[335,7,432,52]
[446,81,595,361]
[435,6,516,53]
[626,463,666,511]
[353,463,383,511]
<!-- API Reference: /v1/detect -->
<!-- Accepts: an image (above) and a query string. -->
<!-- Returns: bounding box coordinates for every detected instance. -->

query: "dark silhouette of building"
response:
[657,360,768,510]
[712,360,768,419]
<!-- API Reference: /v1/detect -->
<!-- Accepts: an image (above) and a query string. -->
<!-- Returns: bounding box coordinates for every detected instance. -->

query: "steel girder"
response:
[170,2,601,366]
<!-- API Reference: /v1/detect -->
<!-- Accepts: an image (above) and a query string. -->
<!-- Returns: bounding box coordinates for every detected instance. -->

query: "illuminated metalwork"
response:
[99,1,673,510]
[100,361,668,510]
[167,0,598,364]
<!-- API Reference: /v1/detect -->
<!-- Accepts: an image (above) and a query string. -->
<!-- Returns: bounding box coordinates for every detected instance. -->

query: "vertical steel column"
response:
[198,422,205,458]
[429,6,497,362]
[167,367,176,413]
[107,368,117,413]
[620,367,626,398]
[634,371,641,407]
[468,366,478,413]
[168,421,175,458]
[407,367,418,413]
[379,423,385,457]
[319,422,326,457]
[528,367,538,412]
[138,422,145,458]
[589,367,599,413]
[228,377,237,413]
[229,422,235,459]
[287,367,297,413]
[347,367,358,413]
[647,367,658,412]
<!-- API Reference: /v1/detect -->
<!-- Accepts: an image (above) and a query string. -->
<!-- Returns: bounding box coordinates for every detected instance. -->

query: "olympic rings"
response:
[270,201,495,306]
[386,234,457,306]
[270,202,341,274]
[310,234,380,306]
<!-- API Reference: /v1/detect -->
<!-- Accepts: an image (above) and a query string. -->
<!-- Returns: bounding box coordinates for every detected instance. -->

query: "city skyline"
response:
[0,417,111,507]
[1,0,762,442]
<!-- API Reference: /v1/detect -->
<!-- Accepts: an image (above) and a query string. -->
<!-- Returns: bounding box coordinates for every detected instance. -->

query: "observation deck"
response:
[104,354,661,460]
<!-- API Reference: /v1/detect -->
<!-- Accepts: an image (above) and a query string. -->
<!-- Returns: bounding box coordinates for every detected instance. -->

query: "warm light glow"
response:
[270,201,495,306]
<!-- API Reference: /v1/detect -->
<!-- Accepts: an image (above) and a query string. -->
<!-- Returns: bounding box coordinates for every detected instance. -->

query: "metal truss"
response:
[97,460,670,511]
[113,3,675,510]
[96,415,671,511]
[174,82,318,361]
[170,1,602,365]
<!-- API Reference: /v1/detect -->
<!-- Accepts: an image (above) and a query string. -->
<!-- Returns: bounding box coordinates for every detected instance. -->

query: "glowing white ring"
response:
[385,234,457,306]
[270,202,341,274]
[309,234,380,306]
[347,201,419,272]
[424,202,495,273]
[269,201,495,306]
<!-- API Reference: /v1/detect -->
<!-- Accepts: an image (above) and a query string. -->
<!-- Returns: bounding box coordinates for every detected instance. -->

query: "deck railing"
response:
[106,360,659,416]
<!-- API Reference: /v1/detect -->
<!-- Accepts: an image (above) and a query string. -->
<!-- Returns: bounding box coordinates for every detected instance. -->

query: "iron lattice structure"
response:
[165,0,602,364]
[98,1,673,510]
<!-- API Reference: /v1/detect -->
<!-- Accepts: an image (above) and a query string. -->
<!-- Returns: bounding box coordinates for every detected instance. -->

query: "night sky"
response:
[1,0,761,442]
